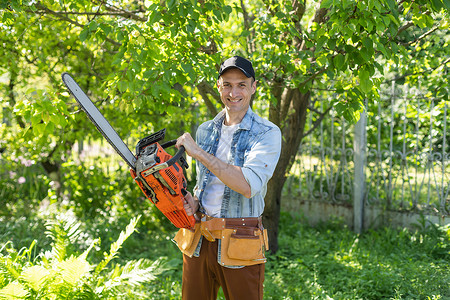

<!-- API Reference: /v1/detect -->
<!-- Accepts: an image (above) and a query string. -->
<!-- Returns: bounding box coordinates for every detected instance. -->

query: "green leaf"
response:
[358,69,372,93]
[0,281,28,299]
[333,54,345,71]
[131,61,141,73]
[58,115,67,127]
[320,0,333,9]
[118,81,128,93]
[31,114,41,127]
[275,11,285,19]
[362,37,374,56]
[88,21,98,31]
[95,216,141,276]
[376,19,385,32]
[387,14,399,26]
[431,0,444,11]
[20,266,52,292]
[316,36,327,52]
[386,0,397,12]
[327,38,336,50]
[99,23,112,36]
[443,0,450,10]
[412,14,427,29]
[223,5,232,15]
[50,114,60,125]
[167,0,176,9]
[2,11,15,26]
[117,30,125,42]
[33,123,45,136]
[42,112,50,124]
[80,27,89,42]
[45,122,55,135]
[334,102,351,123]
[376,40,390,58]
[56,256,91,286]
[359,68,369,81]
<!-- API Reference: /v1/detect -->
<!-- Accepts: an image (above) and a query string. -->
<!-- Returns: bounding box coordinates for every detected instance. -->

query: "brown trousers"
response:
[182,239,265,300]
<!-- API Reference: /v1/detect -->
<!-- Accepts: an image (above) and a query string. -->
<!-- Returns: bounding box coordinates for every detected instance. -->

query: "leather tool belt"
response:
[173,214,269,266]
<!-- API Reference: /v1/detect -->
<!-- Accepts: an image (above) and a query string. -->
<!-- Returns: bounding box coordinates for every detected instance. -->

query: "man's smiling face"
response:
[217,68,256,125]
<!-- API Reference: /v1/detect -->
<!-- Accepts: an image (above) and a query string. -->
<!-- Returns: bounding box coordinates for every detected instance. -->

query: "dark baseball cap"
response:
[218,56,255,80]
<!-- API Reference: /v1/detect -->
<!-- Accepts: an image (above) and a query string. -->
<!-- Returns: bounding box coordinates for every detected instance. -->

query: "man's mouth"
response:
[228,98,241,103]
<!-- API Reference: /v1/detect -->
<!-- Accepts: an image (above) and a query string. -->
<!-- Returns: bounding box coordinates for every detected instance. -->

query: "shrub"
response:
[0,215,165,299]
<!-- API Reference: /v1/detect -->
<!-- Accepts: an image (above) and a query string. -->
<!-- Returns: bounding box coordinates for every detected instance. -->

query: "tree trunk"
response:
[264,89,311,253]
[41,159,62,196]
[263,164,287,253]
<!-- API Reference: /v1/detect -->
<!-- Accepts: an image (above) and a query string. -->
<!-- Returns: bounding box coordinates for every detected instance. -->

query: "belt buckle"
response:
[201,216,215,242]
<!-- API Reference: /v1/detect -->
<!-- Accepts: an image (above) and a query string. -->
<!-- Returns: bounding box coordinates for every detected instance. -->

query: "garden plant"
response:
[1,0,450,299]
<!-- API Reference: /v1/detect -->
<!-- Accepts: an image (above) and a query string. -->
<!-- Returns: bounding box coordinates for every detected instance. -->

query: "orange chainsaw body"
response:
[130,131,195,229]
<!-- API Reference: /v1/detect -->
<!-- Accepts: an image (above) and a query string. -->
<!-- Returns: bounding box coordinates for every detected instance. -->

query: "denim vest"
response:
[191,107,282,265]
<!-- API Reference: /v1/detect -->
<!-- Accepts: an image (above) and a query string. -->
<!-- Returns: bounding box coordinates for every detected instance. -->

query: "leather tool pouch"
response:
[220,227,269,266]
[173,223,201,257]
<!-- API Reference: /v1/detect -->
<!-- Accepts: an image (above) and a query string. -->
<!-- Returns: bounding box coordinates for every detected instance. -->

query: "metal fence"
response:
[286,83,450,222]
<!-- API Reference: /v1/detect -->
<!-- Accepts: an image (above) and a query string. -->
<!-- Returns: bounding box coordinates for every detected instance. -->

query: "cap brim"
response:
[219,66,253,79]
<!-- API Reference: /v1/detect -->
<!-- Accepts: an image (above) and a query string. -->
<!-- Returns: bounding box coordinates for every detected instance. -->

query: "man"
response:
[175,56,281,300]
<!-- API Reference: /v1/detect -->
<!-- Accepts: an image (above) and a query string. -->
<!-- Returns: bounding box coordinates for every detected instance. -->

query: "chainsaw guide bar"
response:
[62,72,137,170]
[62,73,195,229]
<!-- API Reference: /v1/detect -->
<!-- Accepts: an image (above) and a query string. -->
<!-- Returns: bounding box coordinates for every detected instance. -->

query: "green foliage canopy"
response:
[1,0,449,251]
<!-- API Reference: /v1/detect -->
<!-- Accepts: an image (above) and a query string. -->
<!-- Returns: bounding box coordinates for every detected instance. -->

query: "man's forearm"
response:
[192,147,251,198]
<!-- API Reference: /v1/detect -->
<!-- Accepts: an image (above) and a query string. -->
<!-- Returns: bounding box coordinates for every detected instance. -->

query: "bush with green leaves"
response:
[0,215,166,300]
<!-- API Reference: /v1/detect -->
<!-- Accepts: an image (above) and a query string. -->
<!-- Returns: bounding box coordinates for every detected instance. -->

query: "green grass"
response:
[1,209,448,299]
[264,214,450,299]
[0,155,448,299]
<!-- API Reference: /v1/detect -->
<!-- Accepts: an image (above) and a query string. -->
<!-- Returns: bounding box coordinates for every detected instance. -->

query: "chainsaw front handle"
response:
[160,139,189,170]
[166,145,186,167]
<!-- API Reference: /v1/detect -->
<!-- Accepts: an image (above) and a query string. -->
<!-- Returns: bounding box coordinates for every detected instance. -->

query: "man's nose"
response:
[229,86,240,98]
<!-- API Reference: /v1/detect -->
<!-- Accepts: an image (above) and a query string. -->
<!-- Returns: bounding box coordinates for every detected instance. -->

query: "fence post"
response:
[353,101,367,234]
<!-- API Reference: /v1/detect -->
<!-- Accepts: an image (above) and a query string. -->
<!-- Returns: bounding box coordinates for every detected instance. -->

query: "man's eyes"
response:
[223,84,246,87]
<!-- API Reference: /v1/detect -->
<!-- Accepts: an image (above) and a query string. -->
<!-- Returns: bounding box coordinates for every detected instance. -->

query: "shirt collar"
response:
[213,107,254,131]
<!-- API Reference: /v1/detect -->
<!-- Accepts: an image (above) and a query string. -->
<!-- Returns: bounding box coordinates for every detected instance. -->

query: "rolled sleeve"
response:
[241,127,282,198]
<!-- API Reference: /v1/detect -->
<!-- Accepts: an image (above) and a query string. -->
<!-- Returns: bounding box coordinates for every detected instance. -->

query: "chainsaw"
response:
[61,73,195,229]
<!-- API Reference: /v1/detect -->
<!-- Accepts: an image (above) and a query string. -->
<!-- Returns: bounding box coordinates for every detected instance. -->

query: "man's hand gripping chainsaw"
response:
[61,73,195,229]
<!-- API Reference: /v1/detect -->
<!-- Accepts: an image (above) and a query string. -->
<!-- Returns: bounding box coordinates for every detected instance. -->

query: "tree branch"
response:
[403,25,440,46]
[298,66,328,90]
[311,2,328,24]
[280,88,295,123]
[302,106,333,138]
[33,2,83,27]
[196,81,221,116]
[240,0,256,53]
[30,3,132,46]
[33,2,146,21]
[291,0,306,48]
[396,21,414,38]
[96,0,146,21]
[386,57,450,83]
